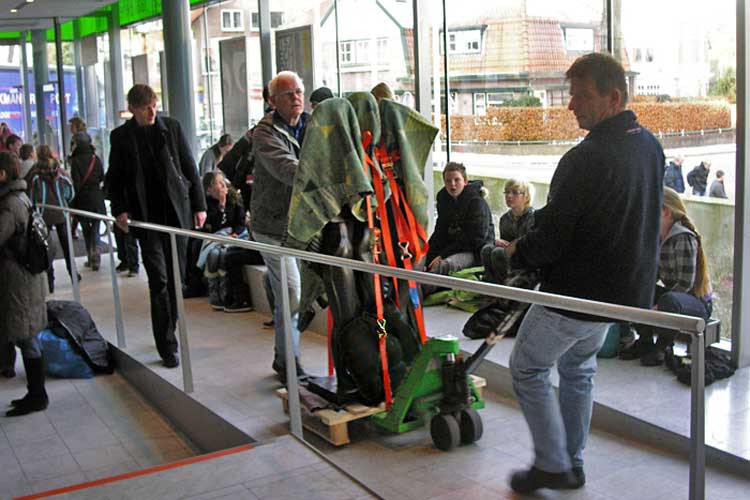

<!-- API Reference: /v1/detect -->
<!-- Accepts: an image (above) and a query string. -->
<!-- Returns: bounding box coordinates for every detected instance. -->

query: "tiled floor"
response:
[0,371,194,498]
[32,437,374,500]
[2,256,747,499]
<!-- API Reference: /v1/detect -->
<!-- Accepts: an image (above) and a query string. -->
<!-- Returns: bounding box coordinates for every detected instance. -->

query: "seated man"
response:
[422,162,494,288]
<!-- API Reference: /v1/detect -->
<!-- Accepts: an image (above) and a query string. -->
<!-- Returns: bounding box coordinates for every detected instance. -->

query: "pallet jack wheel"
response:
[430,413,461,451]
[459,408,483,444]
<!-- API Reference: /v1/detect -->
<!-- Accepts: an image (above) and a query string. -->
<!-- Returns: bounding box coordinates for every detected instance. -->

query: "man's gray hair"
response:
[269,71,304,96]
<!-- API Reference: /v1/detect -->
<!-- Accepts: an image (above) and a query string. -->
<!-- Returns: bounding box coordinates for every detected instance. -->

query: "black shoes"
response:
[619,338,652,360]
[272,358,308,385]
[7,357,48,417]
[641,349,666,366]
[162,354,180,368]
[224,300,252,313]
[116,262,128,272]
[572,466,586,488]
[509,466,582,494]
[262,319,275,329]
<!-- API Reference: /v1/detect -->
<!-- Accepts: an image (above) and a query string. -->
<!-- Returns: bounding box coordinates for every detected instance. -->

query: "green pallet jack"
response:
[304,306,522,451]
[369,334,486,451]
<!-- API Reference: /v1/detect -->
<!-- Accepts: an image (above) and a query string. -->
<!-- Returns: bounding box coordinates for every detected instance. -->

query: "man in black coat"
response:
[505,53,663,493]
[106,84,207,368]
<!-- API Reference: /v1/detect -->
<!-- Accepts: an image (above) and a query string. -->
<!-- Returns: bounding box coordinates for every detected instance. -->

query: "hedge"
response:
[441,102,731,142]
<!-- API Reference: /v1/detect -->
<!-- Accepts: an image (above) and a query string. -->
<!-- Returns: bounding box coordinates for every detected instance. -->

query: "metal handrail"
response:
[43,204,708,500]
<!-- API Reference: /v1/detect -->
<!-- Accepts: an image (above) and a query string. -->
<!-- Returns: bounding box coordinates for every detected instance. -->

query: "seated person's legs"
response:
[221,247,264,312]
[641,291,710,366]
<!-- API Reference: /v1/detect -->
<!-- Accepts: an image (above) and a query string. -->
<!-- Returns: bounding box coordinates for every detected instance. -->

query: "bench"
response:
[677,317,721,350]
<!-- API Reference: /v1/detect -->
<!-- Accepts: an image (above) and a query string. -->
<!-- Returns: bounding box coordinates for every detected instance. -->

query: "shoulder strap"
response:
[79,155,97,190]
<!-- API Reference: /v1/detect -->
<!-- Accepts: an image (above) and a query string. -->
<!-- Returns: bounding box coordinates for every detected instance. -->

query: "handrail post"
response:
[105,222,126,348]
[281,255,303,438]
[689,331,706,500]
[169,233,193,393]
[63,211,80,303]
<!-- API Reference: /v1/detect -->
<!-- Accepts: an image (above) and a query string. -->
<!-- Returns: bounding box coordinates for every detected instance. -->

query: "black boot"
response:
[208,277,223,310]
[224,277,252,313]
[90,250,101,272]
[7,357,48,416]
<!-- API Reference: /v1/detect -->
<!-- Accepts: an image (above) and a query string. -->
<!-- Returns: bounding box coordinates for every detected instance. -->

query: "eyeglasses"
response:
[504,190,525,196]
[275,88,304,99]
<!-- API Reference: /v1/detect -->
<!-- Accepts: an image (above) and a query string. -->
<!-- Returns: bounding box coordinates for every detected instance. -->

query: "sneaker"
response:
[127,268,138,277]
[116,262,128,272]
[224,300,253,313]
[162,354,180,368]
[262,319,275,329]
[509,467,579,494]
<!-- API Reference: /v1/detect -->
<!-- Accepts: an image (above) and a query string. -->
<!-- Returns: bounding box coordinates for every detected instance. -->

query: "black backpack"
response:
[22,206,50,274]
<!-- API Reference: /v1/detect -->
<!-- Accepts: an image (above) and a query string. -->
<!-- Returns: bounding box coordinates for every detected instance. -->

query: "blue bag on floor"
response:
[597,324,622,358]
[38,329,95,379]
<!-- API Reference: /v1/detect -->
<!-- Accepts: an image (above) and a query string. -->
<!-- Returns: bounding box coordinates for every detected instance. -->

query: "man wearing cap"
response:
[310,86,334,109]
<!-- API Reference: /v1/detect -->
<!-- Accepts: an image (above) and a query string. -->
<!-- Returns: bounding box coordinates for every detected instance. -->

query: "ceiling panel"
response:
[0,0,118,32]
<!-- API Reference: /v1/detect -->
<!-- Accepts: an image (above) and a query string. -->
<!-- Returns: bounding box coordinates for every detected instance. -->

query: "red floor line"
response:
[13,443,255,500]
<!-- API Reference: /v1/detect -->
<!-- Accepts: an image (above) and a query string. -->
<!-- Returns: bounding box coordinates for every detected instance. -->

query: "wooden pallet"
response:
[276,388,385,445]
[275,374,486,446]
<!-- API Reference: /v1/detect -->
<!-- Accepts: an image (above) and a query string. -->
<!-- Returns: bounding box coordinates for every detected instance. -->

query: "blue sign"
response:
[0,66,78,140]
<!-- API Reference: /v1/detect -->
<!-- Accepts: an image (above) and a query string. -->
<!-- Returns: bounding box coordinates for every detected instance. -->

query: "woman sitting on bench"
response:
[620,187,713,366]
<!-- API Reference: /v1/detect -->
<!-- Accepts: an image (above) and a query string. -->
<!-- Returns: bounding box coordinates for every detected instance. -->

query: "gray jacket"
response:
[709,180,727,199]
[0,179,47,343]
[250,111,309,238]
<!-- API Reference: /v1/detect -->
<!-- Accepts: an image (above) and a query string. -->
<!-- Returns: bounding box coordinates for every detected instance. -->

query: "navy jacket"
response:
[664,161,685,193]
[512,110,664,319]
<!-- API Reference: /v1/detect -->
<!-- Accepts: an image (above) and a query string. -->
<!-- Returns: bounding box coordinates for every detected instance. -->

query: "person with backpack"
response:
[69,133,106,271]
[0,151,49,416]
[26,145,77,293]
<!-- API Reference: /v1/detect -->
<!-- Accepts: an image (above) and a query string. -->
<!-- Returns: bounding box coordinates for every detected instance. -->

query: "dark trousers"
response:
[223,246,264,294]
[137,231,187,360]
[46,222,73,287]
[114,224,139,271]
[640,291,712,348]
[79,218,101,256]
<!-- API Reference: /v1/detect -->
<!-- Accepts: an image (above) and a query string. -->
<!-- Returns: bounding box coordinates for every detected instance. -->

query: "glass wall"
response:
[621,0,736,340]
[33,0,737,350]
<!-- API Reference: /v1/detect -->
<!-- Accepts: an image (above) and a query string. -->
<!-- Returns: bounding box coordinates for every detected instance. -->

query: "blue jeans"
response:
[252,232,301,363]
[509,304,610,473]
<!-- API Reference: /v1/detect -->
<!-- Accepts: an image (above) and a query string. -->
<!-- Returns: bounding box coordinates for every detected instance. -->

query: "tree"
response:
[710,67,736,103]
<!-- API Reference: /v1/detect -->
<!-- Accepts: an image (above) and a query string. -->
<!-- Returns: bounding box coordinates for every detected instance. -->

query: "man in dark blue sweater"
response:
[505,53,664,493]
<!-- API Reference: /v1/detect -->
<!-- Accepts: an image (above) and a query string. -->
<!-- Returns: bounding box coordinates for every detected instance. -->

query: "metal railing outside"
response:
[44,204,708,500]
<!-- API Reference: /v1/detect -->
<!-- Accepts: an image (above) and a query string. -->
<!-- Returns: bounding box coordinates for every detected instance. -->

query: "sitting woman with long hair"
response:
[199,170,263,312]
[621,187,713,366]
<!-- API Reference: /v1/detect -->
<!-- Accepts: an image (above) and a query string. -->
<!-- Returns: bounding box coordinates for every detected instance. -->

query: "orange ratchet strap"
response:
[361,131,393,407]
